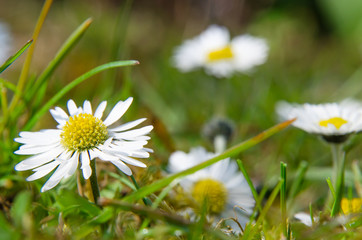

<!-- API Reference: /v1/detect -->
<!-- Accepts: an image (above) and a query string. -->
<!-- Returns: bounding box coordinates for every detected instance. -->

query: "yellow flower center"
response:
[341,198,362,215]
[207,45,234,62]
[60,113,108,152]
[319,117,348,130]
[191,178,227,214]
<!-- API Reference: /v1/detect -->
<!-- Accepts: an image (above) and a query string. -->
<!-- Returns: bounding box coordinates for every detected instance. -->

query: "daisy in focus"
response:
[0,21,12,64]
[14,97,153,192]
[172,25,269,78]
[168,147,255,232]
[276,100,362,143]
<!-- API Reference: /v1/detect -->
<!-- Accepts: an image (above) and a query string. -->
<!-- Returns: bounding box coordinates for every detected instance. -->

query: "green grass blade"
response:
[288,161,308,201]
[352,160,362,198]
[326,177,336,200]
[9,0,53,111]
[0,40,33,74]
[122,119,295,202]
[280,162,287,237]
[330,150,346,217]
[27,18,93,100]
[243,181,282,240]
[0,78,18,94]
[237,159,261,212]
[22,60,139,131]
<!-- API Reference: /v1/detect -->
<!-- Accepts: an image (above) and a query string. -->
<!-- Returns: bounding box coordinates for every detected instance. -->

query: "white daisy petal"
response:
[15,143,59,155]
[118,155,147,168]
[276,99,362,143]
[167,146,254,232]
[26,161,60,181]
[15,146,64,171]
[111,140,148,150]
[95,149,120,161]
[83,100,92,114]
[80,151,92,180]
[14,97,152,192]
[109,118,147,132]
[67,99,78,116]
[110,160,132,175]
[94,101,107,119]
[15,131,61,145]
[41,160,73,192]
[18,129,60,140]
[172,25,268,78]
[103,97,133,126]
[64,152,79,179]
[50,107,69,126]
[113,126,153,139]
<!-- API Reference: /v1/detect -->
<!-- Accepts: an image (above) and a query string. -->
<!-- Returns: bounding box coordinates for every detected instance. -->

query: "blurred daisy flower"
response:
[168,147,255,232]
[172,25,269,78]
[276,100,362,143]
[293,212,316,227]
[341,198,362,215]
[0,21,12,64]
[14,97,153,192]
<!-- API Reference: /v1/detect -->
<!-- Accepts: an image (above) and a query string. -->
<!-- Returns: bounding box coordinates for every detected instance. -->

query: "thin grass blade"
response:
[0,40,33,74]
[28,18,93,100]
[22,60,139,131]
[122,119,295,203]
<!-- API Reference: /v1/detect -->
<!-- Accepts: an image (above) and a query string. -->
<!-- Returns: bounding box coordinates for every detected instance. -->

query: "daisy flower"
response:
[168,147,255,232]
[0,21,12,64]
[293,212,316,227]
[14,97,153,192]
[276,100,362,143]
[172,25,269,78]
[341,198,362,215]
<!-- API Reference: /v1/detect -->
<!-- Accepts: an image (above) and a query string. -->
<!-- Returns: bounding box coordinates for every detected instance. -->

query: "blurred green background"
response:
[1,0,362,212]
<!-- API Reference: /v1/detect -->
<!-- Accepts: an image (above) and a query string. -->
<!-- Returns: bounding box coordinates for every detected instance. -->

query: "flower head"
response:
[341,198,362,215]
[14,97,153,192]
[276,100,362,143]
[172,25,269,78]
[0,21,12,64]
[293,212,315,227]
[168,147,255,232]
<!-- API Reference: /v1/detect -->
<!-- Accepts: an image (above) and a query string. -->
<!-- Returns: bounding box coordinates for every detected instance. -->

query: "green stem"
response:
[330,145,346,217]
[280,162,287,237]
[330,144,341,186]
[89,160,100,205]
[130,175,152,206]
[325,144,342,209]
[236,159,262,213]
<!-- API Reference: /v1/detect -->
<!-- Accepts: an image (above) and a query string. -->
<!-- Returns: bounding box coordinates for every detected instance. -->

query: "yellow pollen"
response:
[341,198,362,215]
[207,45,234,62]
[60,113,108,152]
[191,178,227,214]
[319,117,348,130]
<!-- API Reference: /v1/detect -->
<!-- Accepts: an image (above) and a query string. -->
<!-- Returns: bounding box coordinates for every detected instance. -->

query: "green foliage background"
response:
[0,0,361,239]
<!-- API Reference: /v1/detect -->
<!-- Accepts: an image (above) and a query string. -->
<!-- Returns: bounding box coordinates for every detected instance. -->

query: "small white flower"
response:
[172,25,269,78]
[14,97,153,192]
[293,212,316,227]
[0,21,12,64]
[168,147,255,232]
[276,100,362,143]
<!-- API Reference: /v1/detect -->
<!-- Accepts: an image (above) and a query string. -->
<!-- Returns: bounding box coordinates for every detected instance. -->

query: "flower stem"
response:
[330,145,346,217]
[89,160,100,205]
[130,175,152,206]
[280,162,287,237]
[325,144,342,208]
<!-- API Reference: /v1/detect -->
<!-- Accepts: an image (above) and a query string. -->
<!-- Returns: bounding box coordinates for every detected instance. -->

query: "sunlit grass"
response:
[0,0,361,239]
